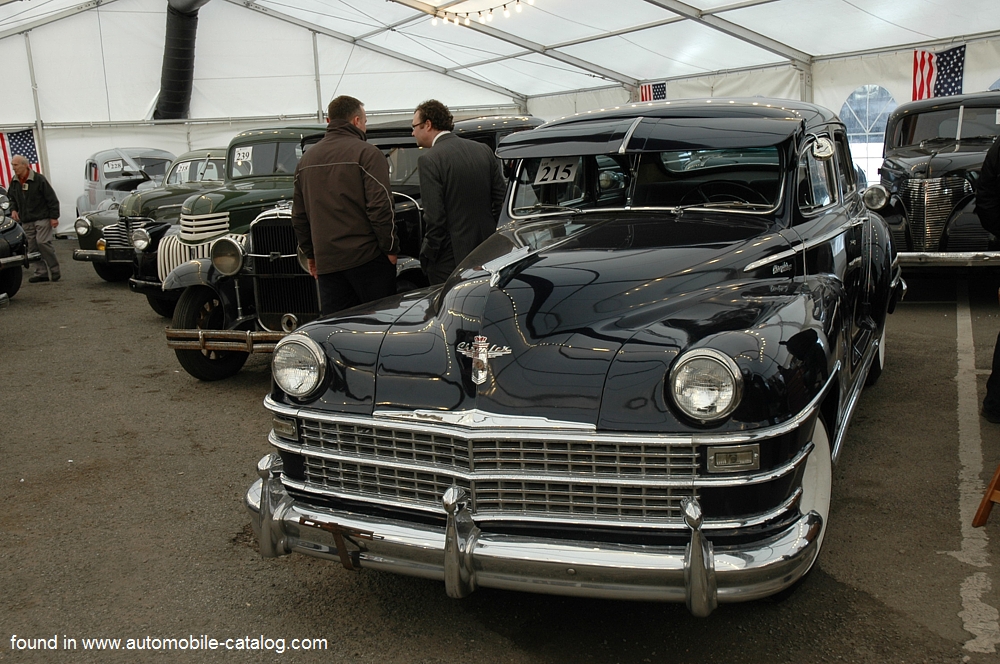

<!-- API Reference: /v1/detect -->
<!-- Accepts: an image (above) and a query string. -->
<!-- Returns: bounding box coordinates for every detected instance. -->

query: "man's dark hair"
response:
[416,100,454,132]
[328,96,364,122]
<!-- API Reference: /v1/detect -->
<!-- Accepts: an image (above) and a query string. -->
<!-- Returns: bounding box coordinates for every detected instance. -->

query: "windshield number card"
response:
[534,158,578,185]
[234,147,253,163]
[103,159,123,173]
[174,161,190,180]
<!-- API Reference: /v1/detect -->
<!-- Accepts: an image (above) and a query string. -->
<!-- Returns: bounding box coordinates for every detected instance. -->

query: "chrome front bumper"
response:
[246,453,822,616]
[0,251,39,268]
[165,328,286,354]
[898,251,1000,267]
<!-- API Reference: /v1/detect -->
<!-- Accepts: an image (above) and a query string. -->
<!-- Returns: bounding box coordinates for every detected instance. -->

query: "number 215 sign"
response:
[533,157,578,185]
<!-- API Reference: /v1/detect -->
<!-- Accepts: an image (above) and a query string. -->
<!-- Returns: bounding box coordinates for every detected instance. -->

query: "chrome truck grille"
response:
[289,417,700,522]
[157,233,245,282]
[898,176,973,251]
[248,209,318,332]
[101,221,130,249]
[180,211,230,243]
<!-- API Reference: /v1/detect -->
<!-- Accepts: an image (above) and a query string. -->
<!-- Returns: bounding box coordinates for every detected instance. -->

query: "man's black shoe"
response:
[27,275,49,283]
[51,274,61,282]
[983,408,1000,424]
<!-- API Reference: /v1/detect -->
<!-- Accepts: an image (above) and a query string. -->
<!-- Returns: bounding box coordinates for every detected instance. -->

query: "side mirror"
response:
[811,137,835,160]
[862,184,889,211]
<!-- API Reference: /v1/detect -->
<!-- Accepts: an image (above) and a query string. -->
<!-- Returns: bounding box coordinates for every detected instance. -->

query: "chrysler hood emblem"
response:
[456,335,512,385]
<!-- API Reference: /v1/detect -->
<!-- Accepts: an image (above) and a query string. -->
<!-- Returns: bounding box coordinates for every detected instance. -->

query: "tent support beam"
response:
[640,0,811,68]
[0,0,121,42]
[386,0,638,88]
[225,0,524,104]
[312,31,323,122]
[22,31,50,175]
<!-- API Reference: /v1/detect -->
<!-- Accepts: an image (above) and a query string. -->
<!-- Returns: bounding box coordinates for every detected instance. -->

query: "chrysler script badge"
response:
[456,335,512,385]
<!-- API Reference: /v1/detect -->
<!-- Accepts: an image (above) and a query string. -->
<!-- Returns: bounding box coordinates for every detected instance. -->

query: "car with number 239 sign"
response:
[246,98,904,616]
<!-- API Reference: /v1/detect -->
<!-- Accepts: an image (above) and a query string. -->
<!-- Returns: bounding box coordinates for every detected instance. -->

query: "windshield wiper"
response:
[513,204,582,215]
[918,136,957,148]
[958,135,1000,142]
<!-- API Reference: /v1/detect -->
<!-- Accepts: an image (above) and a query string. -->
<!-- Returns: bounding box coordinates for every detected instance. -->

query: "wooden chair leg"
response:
[973,461,1000,527]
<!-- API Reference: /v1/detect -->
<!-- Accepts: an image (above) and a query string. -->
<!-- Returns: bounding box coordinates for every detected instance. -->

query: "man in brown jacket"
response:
[292,95,398,316]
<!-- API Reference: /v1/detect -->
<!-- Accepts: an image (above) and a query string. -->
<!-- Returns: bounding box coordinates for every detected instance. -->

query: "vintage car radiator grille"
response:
[898,176,973,251]
[249,213,318,331]
[101,222,130,249]
[179,211,230,243]
[156,233,245,282]
[292,418,700,521]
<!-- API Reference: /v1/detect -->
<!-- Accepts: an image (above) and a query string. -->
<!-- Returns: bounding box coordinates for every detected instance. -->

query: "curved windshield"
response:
[511,147,781,216]
[165,158,226,186]
[382,146,422,187]
[890,105,1000,148]
[229,141,302,179]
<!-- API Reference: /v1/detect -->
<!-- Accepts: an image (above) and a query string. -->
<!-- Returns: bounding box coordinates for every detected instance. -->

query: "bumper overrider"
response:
[246,401,830,616]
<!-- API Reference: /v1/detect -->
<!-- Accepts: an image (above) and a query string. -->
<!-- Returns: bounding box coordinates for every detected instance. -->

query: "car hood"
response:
[883,141,990,180]
[120,182,225,219]
[364,213,800,429]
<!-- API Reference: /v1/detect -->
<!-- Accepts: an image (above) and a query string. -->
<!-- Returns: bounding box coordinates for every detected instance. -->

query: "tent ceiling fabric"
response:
[0,0,998,118]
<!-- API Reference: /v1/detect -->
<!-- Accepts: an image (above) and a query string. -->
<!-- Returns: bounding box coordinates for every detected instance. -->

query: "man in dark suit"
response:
[412,100,507,284]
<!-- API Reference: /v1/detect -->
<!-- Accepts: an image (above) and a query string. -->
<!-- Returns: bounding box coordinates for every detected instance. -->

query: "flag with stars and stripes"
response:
[639,81,666,102]
[912,44,965,101]
[0,128,41,187]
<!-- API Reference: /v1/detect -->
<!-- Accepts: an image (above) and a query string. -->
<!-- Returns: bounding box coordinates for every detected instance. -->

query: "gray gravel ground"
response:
[2,241,999,663]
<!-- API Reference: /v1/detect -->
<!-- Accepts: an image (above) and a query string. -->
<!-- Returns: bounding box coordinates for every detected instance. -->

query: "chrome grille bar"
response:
[180,212,230,242]
[899,176,972,251]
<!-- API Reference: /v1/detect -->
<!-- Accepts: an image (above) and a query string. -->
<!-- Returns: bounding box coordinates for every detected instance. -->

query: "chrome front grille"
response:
[292,417,700,522]
[101,222,129,249]
[248,209,318,331]
[899,176,973,250]
[156,233,245,282]
[180,212,230,242]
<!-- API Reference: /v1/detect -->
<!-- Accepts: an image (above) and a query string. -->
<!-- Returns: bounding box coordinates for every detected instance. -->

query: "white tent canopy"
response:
[2,0,999,225]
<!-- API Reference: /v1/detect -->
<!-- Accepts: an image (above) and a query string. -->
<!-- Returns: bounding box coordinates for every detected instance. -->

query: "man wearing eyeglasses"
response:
[292,95,398,315]
[412,99,506,285]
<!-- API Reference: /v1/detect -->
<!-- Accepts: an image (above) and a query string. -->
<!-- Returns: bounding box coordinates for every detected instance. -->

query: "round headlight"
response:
[272,335,326,399]
[0,195,10,211]
[862,184,889,211]
[131,227,151,251]
[211,237,244,276]
[74,217,92,236]
[669,349,742,423]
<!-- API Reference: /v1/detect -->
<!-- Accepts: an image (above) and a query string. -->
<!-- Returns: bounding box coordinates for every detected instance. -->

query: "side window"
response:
[797,147,835,213]
[834,134,856,195]
[85,161,99,182]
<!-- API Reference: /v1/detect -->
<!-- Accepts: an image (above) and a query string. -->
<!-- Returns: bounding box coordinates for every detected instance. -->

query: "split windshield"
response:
[165,158,226,185]
[889,105,1000,148]
[229,141,302,179]
[511,147,782,215]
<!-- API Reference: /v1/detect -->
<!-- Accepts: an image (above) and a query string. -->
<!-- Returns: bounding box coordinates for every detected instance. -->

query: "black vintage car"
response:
[0,187,39,301]
[869,90,1000,266]
[245,99,906,615]
[163,116,543,381]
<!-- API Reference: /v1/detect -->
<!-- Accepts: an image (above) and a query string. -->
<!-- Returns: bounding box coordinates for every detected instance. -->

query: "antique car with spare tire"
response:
[163,116,543,381]
[72,147,226,288]
[245,98,906,615]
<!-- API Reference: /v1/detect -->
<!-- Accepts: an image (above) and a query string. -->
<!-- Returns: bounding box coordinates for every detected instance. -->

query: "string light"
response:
[429,1,535,27]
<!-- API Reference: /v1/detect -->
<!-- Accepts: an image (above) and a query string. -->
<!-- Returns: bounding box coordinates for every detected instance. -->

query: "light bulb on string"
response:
[503,5,510,18]
[487,9,493,21]
[515,0,522,12]
[464,14,470,25]
[431,16,437,25]
[478,12,485,23]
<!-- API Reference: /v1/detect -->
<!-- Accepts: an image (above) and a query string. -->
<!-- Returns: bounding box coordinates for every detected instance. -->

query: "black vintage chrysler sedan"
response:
[246,99,905,614]
[869,90,1000,266]
[0,188,40,301]
[164,116,543,381]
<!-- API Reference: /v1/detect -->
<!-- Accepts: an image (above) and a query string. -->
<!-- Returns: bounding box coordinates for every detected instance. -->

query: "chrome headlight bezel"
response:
[74,217,92,236]
[669,348,743,423]
[272,334,326,399]
[0,195,10,211]
[210,236,244,276]
[131,227,151,251]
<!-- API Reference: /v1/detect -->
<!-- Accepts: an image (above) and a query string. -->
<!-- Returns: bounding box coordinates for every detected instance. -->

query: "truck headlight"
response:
[131,228,151,251]
[211,236,244,276]
[74,217,92,236]
[273,334,326,399]
[669,349,742,422]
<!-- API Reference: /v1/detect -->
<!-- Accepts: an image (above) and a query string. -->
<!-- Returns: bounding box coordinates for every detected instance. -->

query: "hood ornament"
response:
[457,335,512,385]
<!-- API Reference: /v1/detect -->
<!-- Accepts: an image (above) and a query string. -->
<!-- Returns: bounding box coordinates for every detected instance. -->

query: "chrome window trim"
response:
[269,432,812,489]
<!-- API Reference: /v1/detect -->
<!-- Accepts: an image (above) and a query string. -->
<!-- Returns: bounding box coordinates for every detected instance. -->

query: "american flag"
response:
[639,81,666,102]
[912,44,965,101]
[0,128,41,186]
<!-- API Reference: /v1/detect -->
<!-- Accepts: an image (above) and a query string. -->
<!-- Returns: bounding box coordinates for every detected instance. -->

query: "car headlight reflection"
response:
[272,335,325,399]
[211,237,244,276]
[74,217,92,236]
[669,349,742,423]
[131,227,151,251]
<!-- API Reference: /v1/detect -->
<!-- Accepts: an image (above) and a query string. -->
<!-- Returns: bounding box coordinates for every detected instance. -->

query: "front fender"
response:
[162,257,217,292]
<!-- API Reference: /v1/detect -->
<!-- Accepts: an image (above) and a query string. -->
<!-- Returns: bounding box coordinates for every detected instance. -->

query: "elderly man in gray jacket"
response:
[412,99,506,285]
[292,95,398,316]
